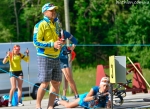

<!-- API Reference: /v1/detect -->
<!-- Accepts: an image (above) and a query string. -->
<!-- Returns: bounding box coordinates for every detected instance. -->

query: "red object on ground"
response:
[96,63,148,94]
[0,100,8,107]
[96,65,106,86]
[126,63,148,94]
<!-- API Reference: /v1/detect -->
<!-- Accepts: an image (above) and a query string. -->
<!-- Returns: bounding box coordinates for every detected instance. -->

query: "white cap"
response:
[42,3,58,13]
[100,77,110,86]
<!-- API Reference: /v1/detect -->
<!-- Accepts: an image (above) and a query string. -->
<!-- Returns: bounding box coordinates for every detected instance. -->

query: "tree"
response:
[124,4,150,67]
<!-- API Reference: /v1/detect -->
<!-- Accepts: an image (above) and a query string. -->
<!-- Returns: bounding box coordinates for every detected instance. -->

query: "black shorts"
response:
[60,59,69,69]
[9,71,23,78]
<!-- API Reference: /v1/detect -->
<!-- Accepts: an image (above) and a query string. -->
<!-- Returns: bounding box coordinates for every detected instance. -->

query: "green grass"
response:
[72,67,96,93]
[24,66,150,101]
[24,67,96,101]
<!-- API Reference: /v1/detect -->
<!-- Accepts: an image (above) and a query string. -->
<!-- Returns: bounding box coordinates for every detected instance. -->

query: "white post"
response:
[64,0,72,94]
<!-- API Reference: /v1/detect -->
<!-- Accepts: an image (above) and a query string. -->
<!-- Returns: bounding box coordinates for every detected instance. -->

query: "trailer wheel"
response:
[31,84,40,100]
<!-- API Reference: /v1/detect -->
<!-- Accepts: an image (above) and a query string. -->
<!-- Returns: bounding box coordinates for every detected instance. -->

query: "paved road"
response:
[1,92,150,109]
[114,92,150,109]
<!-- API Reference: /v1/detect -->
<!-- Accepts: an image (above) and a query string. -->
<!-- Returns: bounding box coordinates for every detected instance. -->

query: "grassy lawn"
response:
[24,67,96,101]
[24,66,150,101]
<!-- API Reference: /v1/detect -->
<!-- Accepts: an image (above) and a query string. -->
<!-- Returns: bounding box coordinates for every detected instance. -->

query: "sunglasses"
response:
[101,80,110,83]
[14,47,20,50]
[48,3,54,7]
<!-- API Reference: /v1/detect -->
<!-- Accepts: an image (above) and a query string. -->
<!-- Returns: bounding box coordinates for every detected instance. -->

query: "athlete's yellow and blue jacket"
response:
[33,16,60,58]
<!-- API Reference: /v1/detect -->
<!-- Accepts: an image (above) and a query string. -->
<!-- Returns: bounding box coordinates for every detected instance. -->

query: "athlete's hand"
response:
[24,48,29,56]
[70,44,76,51]
[94,92,109,100]
[54,40,62,50]
[6,51,10,57]
[26,50,29,55]
[94,92,102,100]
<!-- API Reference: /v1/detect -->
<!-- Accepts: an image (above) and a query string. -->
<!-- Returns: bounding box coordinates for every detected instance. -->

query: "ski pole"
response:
[27,59,31,104]
[25,48,31,104]
[10,40,13,50]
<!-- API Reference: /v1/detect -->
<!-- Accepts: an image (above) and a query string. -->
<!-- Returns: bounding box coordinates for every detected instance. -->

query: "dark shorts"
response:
[9,71,23,78]
[60,59,69,69]
[37,56,62,83]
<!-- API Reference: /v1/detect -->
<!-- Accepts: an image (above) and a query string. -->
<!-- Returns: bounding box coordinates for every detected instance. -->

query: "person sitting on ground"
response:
[54,77,111,108]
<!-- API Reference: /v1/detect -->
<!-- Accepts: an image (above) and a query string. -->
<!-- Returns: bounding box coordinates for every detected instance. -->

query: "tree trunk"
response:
[27,18,30,41]
[14,0,19,41]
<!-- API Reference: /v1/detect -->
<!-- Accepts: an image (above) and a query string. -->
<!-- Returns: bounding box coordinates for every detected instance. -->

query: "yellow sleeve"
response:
[21,53,30,62]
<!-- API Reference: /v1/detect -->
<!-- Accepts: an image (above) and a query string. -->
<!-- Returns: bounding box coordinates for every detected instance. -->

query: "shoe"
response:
[61,96,69,102]
[75,95,79,99]
[18,102,24,106]
[8,102,12,107]
[53,99,59,107]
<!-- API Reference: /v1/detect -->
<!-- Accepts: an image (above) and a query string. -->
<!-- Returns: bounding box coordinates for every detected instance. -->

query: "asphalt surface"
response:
[1,92,150,109]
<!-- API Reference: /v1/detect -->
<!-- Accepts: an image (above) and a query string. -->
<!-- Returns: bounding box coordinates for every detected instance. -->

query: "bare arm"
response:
[3,52,10,64]
[84,88,95,102]
[22,55,30,62]
[70,44,76,51]
[106,100,111,108]
[22,49,30,62]
[3,56,9,64]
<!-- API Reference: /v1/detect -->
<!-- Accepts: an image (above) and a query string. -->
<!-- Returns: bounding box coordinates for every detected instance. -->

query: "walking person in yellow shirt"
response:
[3,45,29,107]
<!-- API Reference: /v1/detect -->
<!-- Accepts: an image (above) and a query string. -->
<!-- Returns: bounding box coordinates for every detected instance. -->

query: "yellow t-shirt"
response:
[5,53,29,71]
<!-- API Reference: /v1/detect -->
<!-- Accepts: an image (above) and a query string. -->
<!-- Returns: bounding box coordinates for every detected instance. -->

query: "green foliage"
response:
[73,0,110,67]
[0,0,150,68]
[123,4,150,67]
[0,0,15,42]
